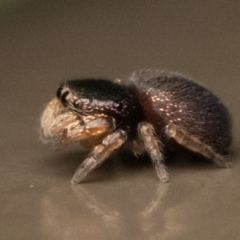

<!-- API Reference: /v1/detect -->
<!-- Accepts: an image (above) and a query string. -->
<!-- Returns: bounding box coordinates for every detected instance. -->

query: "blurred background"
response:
[1,1,240,240]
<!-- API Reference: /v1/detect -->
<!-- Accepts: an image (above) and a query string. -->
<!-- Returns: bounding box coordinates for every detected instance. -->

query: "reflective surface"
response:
[1,1,240,239]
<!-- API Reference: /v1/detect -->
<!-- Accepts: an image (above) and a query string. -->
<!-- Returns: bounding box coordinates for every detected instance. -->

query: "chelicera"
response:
[40,69,232,184]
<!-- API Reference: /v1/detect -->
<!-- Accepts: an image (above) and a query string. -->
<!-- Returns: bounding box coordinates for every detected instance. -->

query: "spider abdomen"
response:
[130,70,232,153]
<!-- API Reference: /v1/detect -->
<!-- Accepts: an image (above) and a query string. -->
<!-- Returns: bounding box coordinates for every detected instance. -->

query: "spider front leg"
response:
[138,122,169,183]
[165,123,232,168]
[71,130,127,184]
[40,98,116,148]
[56,115,116,148]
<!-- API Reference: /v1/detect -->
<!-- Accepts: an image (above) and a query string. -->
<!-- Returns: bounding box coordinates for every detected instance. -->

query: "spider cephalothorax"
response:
[40,69,232,184]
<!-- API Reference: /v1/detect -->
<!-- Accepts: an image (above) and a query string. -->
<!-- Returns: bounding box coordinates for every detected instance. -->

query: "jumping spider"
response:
[40,69,232,184]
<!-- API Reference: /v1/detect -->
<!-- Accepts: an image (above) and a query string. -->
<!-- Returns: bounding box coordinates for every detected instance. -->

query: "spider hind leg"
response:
[165,123,232,168]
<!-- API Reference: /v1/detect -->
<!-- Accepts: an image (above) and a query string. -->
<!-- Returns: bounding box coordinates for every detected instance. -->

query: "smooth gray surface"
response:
[1,1,240,239]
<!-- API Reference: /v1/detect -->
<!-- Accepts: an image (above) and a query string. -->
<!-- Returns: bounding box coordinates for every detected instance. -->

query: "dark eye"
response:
[56,84,64,99]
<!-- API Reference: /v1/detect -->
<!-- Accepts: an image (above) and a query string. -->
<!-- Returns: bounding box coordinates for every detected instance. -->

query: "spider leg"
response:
[138,122,169,183]
[71,130,127,184]
[56,115,116,148]
[165,123,232,168]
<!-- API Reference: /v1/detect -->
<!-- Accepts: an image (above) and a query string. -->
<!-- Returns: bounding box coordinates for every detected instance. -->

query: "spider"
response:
[40,69,232,184]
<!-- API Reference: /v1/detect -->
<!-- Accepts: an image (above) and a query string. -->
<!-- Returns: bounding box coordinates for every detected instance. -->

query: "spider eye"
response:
[56,84,64,99]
